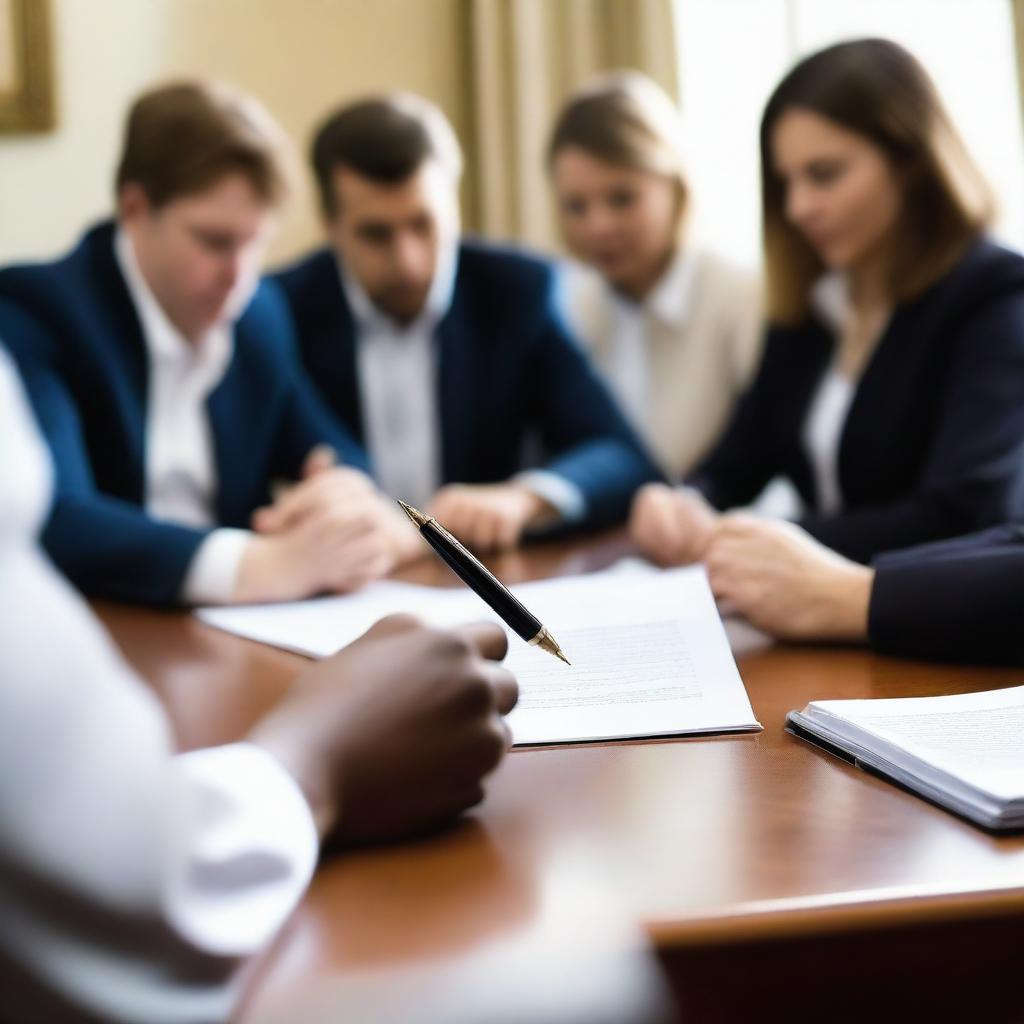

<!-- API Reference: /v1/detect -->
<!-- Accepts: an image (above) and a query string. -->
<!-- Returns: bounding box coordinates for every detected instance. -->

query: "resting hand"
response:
[428,483,554,553]
[249,615,518,844]
[629,483,718,565]
[253,463,420,560]
[704,514,874,641]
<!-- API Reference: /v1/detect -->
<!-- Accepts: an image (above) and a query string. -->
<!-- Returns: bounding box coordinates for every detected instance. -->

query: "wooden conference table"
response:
[96,529,1024,1023]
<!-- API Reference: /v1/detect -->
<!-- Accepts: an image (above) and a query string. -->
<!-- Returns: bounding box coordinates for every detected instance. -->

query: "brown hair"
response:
[311,93,463,217]
[761,38,993,325]
[115,80,291,209]
[547,71,689,229]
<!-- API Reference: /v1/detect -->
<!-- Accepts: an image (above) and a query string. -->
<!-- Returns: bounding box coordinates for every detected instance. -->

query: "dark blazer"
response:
[0,221,367,606]
[273,241,661,528]
[687,238,1024,563]
[869,525,1024,665]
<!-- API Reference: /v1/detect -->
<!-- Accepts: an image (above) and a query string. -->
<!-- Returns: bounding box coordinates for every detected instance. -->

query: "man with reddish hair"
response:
[0,80,421,607]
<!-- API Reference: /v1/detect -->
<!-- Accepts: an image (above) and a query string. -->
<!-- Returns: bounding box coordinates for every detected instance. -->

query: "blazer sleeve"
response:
[1,307,210,606]
[685,335,780,507]
[801,293,1024,562]
[868,526,1024,664]
[528,282,663,527]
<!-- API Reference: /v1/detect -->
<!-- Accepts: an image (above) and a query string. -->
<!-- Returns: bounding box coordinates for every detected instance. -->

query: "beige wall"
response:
[0,0,469,266]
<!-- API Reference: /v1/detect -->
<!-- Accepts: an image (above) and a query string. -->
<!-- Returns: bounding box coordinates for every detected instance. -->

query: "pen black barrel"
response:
[420,521,541,642]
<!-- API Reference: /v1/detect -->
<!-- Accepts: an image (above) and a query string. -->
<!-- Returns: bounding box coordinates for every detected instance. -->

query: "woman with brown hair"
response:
[631,37,1024,567]
[549,71,762,479]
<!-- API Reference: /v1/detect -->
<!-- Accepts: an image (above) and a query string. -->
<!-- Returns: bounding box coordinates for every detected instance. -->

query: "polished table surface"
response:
[96,530,1024,1021]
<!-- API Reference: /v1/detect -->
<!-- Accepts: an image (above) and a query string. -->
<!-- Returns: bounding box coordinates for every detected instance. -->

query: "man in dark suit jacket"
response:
[0,81,422,607]
[272,93,659,553]
[702,515,1023,665]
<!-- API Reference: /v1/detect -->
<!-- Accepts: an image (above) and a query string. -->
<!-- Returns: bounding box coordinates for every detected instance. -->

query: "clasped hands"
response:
[629,483,873,641]
[233,447,555,603]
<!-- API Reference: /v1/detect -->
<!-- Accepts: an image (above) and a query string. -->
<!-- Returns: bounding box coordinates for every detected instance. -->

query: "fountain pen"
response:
[397,500,570,665]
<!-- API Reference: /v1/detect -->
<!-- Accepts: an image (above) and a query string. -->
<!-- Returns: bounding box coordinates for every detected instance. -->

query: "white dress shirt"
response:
[115,230,251,604]
[341,246,585,520]
[803,369,855,515]
[341,245,455,511]
[0,349,318,1023]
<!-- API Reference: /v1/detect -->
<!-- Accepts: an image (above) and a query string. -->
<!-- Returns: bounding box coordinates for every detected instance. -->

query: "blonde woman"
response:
[549,71,762,479]
[631,38,1024,568]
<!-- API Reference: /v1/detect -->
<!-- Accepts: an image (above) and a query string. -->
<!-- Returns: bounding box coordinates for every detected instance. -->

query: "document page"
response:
[807,686,1024,800]
[198,563,760,745]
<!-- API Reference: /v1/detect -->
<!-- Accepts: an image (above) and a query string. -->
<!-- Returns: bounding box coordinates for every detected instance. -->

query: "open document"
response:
[788,685,1024,830]
[198,563,761,746]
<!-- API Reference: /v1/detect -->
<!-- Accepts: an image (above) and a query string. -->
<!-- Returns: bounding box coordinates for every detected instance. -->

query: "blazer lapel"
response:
[208,315,262,526]
[89,223,150,501]
[317,256,366,446]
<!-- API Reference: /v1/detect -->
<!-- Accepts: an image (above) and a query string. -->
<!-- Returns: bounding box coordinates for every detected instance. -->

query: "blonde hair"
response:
[761,38,993,325]
[548,71,689,231]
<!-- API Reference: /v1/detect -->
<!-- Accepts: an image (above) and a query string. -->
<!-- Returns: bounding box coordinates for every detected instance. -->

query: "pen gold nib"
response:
[397,499,430,528]
[533,628,571,666]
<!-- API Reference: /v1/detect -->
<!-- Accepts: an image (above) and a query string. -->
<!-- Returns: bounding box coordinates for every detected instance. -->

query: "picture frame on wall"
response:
[0,0,54,133]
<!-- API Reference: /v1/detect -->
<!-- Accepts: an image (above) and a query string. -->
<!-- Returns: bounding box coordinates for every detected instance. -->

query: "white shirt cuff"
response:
[166,742,319,957]
[514,471,587,524]
[181,529,252,605]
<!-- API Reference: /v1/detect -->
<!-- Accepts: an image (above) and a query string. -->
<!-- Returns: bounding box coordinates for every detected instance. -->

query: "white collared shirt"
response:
[0,350,318,1022]
[115,230,251,603]
[606,247,698,434]
[340,243,455,510]
[341,245,585,520]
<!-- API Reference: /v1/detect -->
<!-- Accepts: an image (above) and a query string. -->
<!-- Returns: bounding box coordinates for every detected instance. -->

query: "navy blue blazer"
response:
[687,238,1024,563]
[273,242,661,528]
[0,221,367,606]
[869,525,1024,665]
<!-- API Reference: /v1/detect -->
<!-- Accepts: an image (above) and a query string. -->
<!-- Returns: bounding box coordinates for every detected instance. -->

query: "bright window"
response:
[674,0,1024,269]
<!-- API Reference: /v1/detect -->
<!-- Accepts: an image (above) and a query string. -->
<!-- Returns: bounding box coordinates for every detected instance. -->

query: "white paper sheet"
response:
[789,685,1024,828]
[198,563,760,745]
[800,686,1024,799]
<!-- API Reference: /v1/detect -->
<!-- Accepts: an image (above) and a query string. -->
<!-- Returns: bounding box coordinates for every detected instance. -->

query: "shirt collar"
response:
[337,237,459,337]
[612,247,697,329]
[114,227,235,368]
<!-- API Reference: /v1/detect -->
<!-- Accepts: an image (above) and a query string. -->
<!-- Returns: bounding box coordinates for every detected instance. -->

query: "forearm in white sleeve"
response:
[180,528,252,605]
[0,550,316,1023]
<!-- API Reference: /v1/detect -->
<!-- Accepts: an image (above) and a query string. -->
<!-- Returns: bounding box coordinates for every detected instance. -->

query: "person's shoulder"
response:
[957,235,1024,277]
[457,237,557,296]
[0,294,55,356]
[239,276,294,337]
[271,245,337,299]
[692,247,759,297]
[924,235,1024,313]
[0,221,119,352]
[0,221,113,296]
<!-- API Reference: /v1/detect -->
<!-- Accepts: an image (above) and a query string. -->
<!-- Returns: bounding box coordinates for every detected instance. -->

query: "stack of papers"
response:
[788,686,1024,830]
[199,562,760,746]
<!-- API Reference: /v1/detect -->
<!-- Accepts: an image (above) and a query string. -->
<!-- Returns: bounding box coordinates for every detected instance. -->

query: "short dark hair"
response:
[311,93,462,216]
[116,80,291,209]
